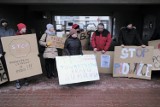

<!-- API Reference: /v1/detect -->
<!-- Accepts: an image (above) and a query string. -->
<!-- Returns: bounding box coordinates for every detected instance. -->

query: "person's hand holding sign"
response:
[46,41,52,47]
[121,44,125,48]
[141,45,146,48]
[94,48,97,52]
[101,50,106,54]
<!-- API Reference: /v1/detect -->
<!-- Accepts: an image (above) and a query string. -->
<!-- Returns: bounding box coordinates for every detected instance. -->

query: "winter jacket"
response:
[118,27,143,46]
[91,29,112,51]
[39,33,58,59]
[0,26,15,54]
[64,36,83,55]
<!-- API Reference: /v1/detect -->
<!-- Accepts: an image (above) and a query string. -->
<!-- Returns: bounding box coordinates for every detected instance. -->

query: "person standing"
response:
[91,23,112,54]
[0,19,15,87]
[39,24,58,79]
[15,23,29,89]
[0,19,15,55]
[64,29,83,55]
[118,22,145,47]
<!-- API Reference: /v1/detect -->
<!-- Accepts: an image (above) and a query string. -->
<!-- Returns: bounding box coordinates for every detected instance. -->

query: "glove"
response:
[2,52,6,56]
[47,42,52,46]
[37,53,41,57]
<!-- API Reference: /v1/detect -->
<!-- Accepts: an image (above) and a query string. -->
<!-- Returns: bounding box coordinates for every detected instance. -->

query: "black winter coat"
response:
[64,36,83,55]
[118,27,143,46]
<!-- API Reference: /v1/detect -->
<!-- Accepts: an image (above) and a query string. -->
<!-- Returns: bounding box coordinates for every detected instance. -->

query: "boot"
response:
[16,81,21,89]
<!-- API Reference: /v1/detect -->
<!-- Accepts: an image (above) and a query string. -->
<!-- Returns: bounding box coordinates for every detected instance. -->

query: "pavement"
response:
[0,72,160,107]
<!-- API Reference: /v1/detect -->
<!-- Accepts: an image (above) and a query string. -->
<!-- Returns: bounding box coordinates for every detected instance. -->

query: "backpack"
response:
[39,34,47,54]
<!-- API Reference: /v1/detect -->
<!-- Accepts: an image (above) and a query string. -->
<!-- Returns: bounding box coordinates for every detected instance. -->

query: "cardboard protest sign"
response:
[56,55,100,85]
[113,46,154,80]
[50,36,66,49]
[83,51,114,74]
[1,34,42,81]
[152,49,160,71]
[148,40,160,49]
[78,32,90,50]
[0,60,8,84]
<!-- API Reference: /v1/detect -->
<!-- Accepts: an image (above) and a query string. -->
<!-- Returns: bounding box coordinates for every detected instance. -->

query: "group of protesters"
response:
[0,18,147,89]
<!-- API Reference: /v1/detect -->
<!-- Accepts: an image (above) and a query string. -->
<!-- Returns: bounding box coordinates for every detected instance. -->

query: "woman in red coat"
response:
[91,23,112,54]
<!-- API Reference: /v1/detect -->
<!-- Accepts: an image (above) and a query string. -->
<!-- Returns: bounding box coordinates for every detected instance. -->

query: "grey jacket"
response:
[39,33,58,59]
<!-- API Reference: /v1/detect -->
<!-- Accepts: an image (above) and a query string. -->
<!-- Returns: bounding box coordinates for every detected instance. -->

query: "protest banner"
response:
[152,49,160,71]
[113,46,154,80]
[1,34,42,81]
[0,60,8,84]
[56,55,100,85]
[50,36,66,49]
[148,40,160,49]
[83,51,114,74]
[78,32,90,50]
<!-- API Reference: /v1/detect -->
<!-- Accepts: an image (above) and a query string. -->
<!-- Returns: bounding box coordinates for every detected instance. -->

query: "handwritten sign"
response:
[78,32,90,50]
[152,49,160,71]
[50,36,66,49]
[0,60,8,84]
[113,46,154,80]
[83,51,114,74]
[148,40,160,49]
[101,55,110,68]
[56,55,100,85]
[1,34,42,81]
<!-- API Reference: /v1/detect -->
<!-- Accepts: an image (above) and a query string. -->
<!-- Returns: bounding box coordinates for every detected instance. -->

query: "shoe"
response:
[16,82,21,89]
[24,81,29,86]
[47,74,51,79]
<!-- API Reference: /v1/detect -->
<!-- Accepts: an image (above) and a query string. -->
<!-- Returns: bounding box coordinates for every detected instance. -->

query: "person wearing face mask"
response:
[118,22,145,48]
[0,19,15,37]
[91,23,112,54]
[15,23,29,89]
[39,24,58,79]
[0,19,15,56]
[16,23,27,35]
[64,29,83,55]
[0,19,15,86]
[72,24,80,34]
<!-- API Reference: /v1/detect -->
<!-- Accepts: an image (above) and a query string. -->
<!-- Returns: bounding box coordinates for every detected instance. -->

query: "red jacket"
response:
[91,30,112,51]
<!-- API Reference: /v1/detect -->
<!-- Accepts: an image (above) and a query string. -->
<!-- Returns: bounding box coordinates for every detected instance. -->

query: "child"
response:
[64,29,83,55]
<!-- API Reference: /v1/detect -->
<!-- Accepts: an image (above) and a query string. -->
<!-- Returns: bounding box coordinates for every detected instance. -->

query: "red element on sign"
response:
[158,43,160,49]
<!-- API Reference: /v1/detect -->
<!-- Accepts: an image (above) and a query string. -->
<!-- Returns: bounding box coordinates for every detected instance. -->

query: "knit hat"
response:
[46,24,54,30]
[69,29,77,36]
[17,23,26,31]
[72,24,79,29]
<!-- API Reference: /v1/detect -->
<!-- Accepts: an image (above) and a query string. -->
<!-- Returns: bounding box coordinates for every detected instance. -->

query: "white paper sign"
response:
[56,55,100,85]
[101,55,110,68]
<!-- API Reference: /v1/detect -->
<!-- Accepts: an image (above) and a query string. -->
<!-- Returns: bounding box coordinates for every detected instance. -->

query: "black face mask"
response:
[77,31,80,33]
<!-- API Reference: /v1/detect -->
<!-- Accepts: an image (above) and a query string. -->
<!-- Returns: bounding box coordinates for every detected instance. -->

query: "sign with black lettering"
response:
[56,55,100,85]
[152,49,160,71]
[148,40,160,49]
[1,34,42,81]
[113,46,154,80]
[0,60,8,84]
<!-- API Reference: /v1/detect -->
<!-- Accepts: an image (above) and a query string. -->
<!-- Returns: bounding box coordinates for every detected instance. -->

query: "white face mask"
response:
[20,28,27,33]
[72,33,78,38]
[2,22,8,27]
[127,24,133,29]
